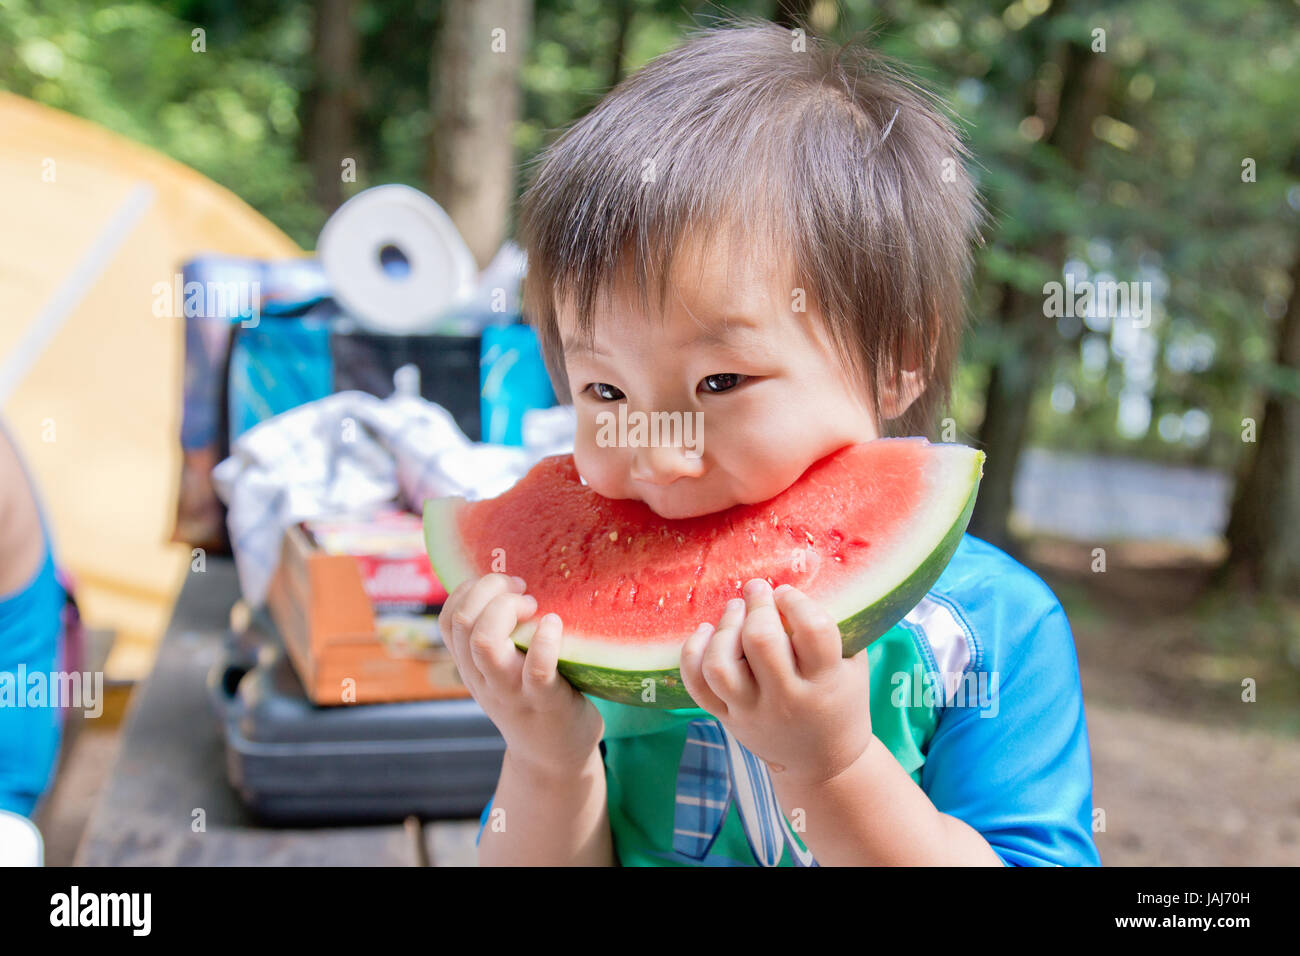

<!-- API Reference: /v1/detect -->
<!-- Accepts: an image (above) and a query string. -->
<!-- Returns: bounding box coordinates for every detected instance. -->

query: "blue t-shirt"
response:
[475,533,1100,866]
[0,536,66,817]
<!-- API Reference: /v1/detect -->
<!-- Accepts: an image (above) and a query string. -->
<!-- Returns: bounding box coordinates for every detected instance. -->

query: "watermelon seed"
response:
[609,531,619,542]
[563,568,571,579]
[561,545,568,553]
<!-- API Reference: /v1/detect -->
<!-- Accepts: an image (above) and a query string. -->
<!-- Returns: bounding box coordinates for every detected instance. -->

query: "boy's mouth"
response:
[641,498,721,521]
[631,481,759,521]
[609,479,725,521]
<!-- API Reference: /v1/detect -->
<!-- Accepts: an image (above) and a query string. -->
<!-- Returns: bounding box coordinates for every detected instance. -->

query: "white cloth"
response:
[211,391,575,607]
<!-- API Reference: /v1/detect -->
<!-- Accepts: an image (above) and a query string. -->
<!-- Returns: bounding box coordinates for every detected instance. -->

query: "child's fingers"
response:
[468,591,534,685]
[773,585,842,678]
[740,578,797,686]
[445,574,522,653]
[520,612,565,699]
[438,581,484,687]
[701,598,757,707]
[679,622,728,716]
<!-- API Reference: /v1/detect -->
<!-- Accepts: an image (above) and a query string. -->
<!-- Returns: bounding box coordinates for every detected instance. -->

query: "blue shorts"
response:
[0,542,66,817]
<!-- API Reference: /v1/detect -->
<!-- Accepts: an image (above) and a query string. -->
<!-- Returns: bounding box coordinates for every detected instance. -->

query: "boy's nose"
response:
[629,443,705,486]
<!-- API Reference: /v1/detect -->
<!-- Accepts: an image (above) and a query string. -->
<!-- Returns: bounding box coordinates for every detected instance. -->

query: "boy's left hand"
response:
[679,578,875,786]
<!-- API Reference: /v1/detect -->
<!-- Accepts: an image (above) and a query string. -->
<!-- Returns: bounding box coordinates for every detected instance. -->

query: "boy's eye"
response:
[588,382,625,401]
[699,373,745,394]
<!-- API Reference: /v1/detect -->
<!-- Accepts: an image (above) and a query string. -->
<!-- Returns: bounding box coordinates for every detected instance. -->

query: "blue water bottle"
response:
[480,323,556,445]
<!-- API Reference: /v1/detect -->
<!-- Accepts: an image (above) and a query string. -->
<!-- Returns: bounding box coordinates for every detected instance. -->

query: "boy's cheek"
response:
[571,441,623,497]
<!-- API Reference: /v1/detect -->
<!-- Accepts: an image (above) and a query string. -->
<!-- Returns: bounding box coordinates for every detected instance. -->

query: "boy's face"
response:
[558,229,892,519]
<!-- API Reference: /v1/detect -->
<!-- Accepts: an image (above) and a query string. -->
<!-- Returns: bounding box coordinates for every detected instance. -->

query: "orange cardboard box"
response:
[267,522,470,706]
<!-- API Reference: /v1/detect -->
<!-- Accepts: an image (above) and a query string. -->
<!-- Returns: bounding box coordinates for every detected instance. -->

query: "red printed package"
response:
[303,510,448,612]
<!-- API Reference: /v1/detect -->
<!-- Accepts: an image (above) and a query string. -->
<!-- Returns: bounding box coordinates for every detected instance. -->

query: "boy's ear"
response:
[877,336,929,420]
[877,366,926,420]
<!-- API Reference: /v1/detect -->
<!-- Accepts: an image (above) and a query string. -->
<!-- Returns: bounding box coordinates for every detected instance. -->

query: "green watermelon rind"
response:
[424,446,984,710]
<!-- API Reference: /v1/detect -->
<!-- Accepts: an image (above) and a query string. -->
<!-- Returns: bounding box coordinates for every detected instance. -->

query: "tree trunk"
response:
[608,0,632,90]
[302,0,359,215]
[1222,244,1300,594]
[428,0,533,269]
[972,42,1113,552]
[772,0,814,30]
[970,285,1042,549]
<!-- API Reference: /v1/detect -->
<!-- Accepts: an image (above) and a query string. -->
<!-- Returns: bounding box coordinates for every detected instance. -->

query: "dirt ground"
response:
[1026,538,1300,865]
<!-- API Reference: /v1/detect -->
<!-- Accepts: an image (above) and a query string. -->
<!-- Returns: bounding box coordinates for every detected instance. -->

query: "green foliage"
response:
[0,0,320,244]
[845,0,1300,471]
[2,0,1295,476]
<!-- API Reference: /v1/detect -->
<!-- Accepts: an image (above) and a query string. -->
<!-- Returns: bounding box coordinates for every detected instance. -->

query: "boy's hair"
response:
[519,18,983,438]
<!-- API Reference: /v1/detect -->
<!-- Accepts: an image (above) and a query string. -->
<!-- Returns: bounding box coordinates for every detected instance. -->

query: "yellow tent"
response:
[0,92,302,678]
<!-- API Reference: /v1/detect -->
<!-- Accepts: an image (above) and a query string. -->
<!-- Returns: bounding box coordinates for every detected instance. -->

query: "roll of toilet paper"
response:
[317,185,478,335]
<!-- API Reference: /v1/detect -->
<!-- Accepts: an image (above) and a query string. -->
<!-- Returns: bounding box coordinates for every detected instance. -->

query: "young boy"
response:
[439,20,1099,866]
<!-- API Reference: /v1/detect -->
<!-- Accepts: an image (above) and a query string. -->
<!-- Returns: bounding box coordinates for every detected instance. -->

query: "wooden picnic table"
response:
[75,557,480,866]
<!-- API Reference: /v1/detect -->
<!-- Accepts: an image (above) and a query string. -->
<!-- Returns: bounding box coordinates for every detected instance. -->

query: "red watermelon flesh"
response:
[424,438,984,708]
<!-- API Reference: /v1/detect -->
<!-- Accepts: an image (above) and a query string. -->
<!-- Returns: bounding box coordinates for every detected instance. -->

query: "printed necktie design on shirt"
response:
[671,718,731,860]
[672,717,818,867]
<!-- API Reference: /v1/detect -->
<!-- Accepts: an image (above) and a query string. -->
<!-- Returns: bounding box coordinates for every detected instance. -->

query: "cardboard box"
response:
[267,518,470,706]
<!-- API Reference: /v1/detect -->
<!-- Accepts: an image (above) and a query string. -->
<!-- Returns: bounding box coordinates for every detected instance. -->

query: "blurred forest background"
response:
[5,0,1297,578]
[3,0,1298,863]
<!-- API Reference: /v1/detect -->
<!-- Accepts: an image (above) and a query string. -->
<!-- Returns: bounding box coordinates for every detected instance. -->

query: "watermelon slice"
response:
[423,438,983,709]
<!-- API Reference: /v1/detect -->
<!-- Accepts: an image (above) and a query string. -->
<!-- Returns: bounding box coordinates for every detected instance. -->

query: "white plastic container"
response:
[0,810,43,866]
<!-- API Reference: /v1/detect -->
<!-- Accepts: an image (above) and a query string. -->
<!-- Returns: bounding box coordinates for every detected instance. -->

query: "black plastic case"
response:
[207,627,505,824]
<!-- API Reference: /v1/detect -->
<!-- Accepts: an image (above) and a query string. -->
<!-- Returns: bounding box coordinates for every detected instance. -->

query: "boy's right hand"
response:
[439,573,604,777]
